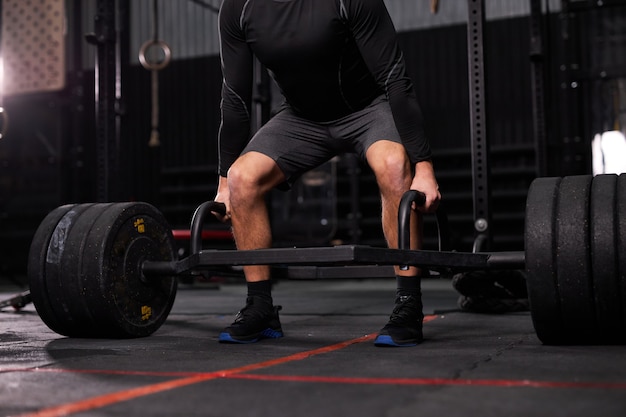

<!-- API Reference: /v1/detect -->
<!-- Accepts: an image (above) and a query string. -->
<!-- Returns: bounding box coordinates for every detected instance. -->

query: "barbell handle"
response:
[398,190,426,253]
[190,201,227,255]
[398,190,451,271]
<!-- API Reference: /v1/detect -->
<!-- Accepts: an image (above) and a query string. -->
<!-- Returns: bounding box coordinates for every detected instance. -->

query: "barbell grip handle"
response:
[398,190,426,267]
[190,201,227,255]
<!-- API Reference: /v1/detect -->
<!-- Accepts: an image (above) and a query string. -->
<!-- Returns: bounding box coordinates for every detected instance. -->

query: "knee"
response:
[227,162,264,203]
[373,153,411,193]
[227,154,282,203]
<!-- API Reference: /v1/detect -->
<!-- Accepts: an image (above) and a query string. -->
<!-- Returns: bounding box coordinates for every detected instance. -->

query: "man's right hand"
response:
[213,175,232,223]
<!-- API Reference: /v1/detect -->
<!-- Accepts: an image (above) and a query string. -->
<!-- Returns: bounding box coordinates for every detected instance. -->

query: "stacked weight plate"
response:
[525,174,626,344]
[27,203,177,338]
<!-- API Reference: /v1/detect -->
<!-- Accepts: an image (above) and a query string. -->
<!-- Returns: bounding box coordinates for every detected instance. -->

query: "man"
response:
[214,0,441,347]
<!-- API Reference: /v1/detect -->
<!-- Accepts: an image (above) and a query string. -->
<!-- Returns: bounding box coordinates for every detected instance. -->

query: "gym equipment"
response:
[24,173,626,344]
[27,203,177,338]
[139,0,172,147]
[0,291,31,311]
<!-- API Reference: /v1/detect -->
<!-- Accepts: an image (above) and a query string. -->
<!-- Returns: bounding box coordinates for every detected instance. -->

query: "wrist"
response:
[414,159,434,173]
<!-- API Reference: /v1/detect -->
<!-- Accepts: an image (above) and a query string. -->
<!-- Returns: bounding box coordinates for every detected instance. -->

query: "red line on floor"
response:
[6,316,440,380]
[13,332,378,417]
[12,314,625,416]
[225,373,626,390]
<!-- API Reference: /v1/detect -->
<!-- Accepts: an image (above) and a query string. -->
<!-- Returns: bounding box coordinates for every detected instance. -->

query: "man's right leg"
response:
[219,151,286,343]
[364,140,425,347]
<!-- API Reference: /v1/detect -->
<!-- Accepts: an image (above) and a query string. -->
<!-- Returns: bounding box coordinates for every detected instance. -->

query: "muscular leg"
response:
[365,140,422,276]
[367,140,425,347]
[218,151,287,343]
[227,151,286,282]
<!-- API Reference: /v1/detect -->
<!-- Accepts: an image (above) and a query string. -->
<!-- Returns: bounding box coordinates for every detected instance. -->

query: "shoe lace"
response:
[233,297,272,324]
[388,295,421,325]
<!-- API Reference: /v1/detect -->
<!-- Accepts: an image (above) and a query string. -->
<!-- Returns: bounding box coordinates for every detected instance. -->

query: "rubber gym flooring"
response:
[1,276,625,417]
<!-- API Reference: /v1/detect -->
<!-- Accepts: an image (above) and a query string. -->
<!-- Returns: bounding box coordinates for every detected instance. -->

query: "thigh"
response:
[331,96,403,161]
[242,109,337,188]
[228,151,287,192]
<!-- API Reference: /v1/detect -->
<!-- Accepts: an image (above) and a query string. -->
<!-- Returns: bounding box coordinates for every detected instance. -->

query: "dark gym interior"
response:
[1,1,626,416]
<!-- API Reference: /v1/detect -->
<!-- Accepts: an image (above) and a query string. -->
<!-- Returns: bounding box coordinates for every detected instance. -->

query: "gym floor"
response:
[1,276,625,417]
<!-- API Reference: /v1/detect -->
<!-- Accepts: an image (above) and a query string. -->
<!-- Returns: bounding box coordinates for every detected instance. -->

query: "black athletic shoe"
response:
[374,295,424,347]
[457,295,529,314]
[453,270,530,314]
[218,296,284,344]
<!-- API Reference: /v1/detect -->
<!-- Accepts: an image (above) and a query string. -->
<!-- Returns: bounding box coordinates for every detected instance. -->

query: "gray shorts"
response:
[242,95,402,188]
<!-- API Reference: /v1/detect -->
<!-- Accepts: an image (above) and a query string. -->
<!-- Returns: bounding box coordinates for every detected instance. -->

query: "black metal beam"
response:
[530,0,550,177]
[88,0,120,202]
[466,0,492,250]
[142,245,526,278]
[557,0,589,175]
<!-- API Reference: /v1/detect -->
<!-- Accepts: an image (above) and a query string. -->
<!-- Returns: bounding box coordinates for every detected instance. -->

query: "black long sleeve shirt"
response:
[218,0,431,176]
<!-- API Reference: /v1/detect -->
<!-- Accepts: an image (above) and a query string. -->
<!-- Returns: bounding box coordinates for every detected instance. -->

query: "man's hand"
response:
[411,160,441,213]
[213,175,232,223]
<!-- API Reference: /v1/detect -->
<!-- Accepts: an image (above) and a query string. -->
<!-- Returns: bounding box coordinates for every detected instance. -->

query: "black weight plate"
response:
[28,204,78,335]
[525,177,564,344]
[56,204,115,337]
[590,174,624,343]
[618,173,626,336]
[43,204,103,336]
[556,175,596,344]
[29,204,103,336]
[81,202,177,338]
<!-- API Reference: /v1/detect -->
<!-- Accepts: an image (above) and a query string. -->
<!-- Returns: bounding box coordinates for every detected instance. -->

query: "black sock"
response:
[396,275,421,299]
[247,280,273,303]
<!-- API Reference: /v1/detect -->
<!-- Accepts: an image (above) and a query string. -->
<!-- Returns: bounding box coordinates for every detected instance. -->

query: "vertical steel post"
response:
[529,0,550,177]
[558,0,587,176]
[467,0,492,251]
[89,0,120,202]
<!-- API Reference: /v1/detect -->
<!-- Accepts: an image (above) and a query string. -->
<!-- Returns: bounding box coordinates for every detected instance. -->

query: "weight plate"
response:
[556,175,595,344]
[57,204,115,337]
[80,202,177,338]
[525,177,564,344]
[45,204,104,336]
[28,204,77,335]
[28,204,98,336]
[618,173,626,336]
[590,174,624,343]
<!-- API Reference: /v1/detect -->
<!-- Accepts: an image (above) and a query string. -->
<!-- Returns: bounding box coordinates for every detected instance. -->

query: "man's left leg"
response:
[365,140,425,347]
[218,109,336,343]
[219,152,287,343]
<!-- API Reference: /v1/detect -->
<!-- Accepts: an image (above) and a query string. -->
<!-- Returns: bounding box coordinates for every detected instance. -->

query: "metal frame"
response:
[557,0,588,175]
[86,0,122,202]
[143,246,525,277]
[142,192,526,280]
[466,0,492,251]
[529,0,550,177]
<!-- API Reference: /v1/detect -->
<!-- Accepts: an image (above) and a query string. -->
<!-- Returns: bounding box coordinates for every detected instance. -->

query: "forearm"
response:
[387,82,432,164]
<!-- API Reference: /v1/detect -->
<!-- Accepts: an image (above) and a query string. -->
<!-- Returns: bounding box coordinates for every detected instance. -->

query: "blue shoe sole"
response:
[260,328,284,339]
[218,328,284,344]
[373,335,418,347]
